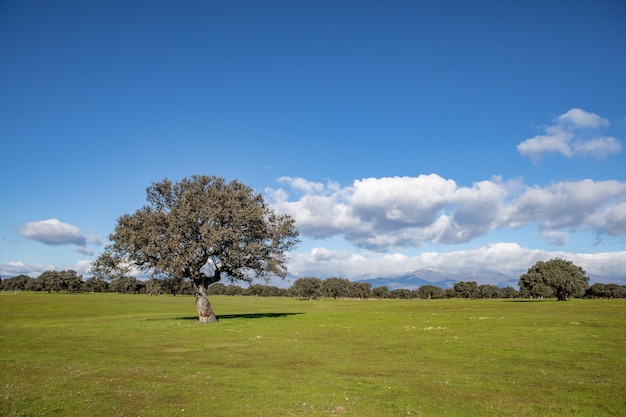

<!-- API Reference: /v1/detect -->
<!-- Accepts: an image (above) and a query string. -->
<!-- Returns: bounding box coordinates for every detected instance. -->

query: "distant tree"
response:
[518,258,589,301]
[348,282,372,299]
[389,288,413,299]
[291,277,322,299]
[23,277,43,291]
[500,286,519,298]
[91,175,299,323]
[477,285,502,299]
[145,277,163,295]
[586,283,606,299]
[37,271,65,293]
[0,275,33,291]
[109,276,144,294]
[61,270,83,293]
[605,284,626,298]
[263,285,287,297]
[371,286,390,299]
[224,284,244,296]
[244,284,266,297]
[161,276,193,296]
[82,276,109,292]
[586,283,626,299]
[243,284,286,297]
[271,286,288,297]
[207,283,226,295]
[321,277,351,299]
[453,281,479,299]
[416,284,446,299]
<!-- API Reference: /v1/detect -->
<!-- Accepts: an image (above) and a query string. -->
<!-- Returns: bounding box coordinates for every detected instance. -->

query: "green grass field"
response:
[1,292,624,416]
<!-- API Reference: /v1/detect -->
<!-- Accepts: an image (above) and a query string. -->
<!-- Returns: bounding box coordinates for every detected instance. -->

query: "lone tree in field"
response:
[92,175,299,323]
[518,258,589,301]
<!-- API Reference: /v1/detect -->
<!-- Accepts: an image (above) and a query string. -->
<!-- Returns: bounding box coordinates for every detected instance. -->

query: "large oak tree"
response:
[518,258,589,301]
[92,175,299,323]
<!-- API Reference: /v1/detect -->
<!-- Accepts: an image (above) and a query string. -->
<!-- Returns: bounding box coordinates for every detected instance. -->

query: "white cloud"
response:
[586,202,626,236]
[19,218,101,255]
[0,261,54,277]
[517,108,621,160]
[75,246,94,256]
[572,136,622,159]
[271,174,516,250]
[351,175,456,227]
[557,108,609,129]
[21,219,87,246]
[440,178,510,243]
[73,260,94,276]
[508,179,626,233]
[269,175,626,251]
[517,126,574,158]
[277,177,331,194]
[269,179,361,239]
[540,230,569,246]
[0,259,95,278]
[287,243,626,282]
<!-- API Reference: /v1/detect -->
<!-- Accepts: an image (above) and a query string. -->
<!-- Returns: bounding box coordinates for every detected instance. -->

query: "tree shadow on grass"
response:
[147,312,304,321]
[218,312,304,320]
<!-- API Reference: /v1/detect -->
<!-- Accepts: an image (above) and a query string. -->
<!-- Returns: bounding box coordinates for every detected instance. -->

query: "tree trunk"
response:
[194,272,220,324]
[195,282,218,323]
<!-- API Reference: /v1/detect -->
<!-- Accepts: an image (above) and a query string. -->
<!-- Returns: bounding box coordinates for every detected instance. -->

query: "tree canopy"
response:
[291,277,322,299]
[518,258,589,301]
[92,175,299,323]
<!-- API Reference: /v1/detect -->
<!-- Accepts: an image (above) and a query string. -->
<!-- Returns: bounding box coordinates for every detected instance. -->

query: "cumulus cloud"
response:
[517,108,621,160]
[0,259,95,278]
[571,136,622,159]
[287,243,626,282]
[557,108,609,128]
[75,246,94,256]
[73,260,95,276]
[268,176,626,250]
[586,202,626,237]
[540,230,569,246]
[508,179,626,232]
[19,218,98,255]
[21,219,87,246]
[0,261,53,277]
[271,174,514,249]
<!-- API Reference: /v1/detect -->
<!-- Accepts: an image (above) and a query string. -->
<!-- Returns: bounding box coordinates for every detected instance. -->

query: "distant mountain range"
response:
[354,269,626,290]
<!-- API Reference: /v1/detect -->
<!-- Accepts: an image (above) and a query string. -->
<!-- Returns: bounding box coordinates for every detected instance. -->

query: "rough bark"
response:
[194,272,220,324]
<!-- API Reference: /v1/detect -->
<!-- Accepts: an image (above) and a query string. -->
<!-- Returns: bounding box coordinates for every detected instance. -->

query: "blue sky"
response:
[2,0,625,284]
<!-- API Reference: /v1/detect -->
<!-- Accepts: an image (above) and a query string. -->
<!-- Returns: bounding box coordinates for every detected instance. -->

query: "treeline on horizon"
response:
[1,271,625,300]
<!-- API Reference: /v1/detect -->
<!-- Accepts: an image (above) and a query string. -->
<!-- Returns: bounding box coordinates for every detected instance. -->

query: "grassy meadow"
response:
[1,292,624,416]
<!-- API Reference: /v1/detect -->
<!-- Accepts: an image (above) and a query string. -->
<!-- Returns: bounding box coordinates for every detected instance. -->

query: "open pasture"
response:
[1,293,624,416]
